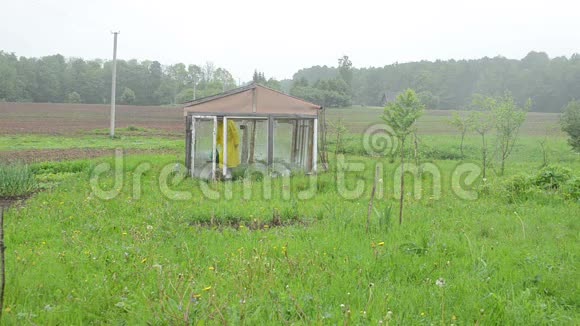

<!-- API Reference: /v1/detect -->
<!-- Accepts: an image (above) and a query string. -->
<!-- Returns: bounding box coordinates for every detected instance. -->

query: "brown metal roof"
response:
[183,83,322,116]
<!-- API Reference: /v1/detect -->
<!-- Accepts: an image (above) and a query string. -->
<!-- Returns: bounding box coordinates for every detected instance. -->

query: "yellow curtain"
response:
[217,120,241,168]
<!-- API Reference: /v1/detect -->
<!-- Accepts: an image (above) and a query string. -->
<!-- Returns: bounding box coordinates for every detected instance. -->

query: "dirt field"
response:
[2,102,562,137]
[0,148,179,164]
[0,102,183,135]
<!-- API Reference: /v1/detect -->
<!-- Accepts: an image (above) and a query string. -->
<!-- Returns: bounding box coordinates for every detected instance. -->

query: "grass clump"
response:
[501,164,579,202]
[31,160,90,175]
[0,163,37,197]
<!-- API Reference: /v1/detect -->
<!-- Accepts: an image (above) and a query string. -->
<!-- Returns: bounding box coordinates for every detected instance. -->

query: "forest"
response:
[292,52,580,112]
[0,52,241,106]
[1,50,579,112]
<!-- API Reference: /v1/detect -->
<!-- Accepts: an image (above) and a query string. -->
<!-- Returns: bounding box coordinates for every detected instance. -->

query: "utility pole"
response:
[110,31,120,138]
[193,77,197,101]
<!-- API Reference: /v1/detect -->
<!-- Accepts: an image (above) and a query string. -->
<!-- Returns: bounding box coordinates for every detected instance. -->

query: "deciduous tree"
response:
[492,93,529,175]
[382,89,424,225]
[561,99,580,152]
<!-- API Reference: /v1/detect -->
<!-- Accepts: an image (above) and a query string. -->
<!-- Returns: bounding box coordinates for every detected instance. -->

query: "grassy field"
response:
[0,133,182,152]
[326,106,563,136]
[0,104,578,324]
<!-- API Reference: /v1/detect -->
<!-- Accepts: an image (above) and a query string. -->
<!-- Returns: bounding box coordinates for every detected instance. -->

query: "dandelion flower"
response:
[203,286,212,291]
[378,241,385,246]
[209,266,215,271]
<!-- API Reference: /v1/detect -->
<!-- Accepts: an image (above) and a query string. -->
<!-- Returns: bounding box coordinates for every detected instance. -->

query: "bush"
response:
[533,165,572,190]
[501,165,578,202]
[419,146,463,160]
[503,174,533,196]
[560,100,580,152]
[563,177,580,202]
[0,163,38,197]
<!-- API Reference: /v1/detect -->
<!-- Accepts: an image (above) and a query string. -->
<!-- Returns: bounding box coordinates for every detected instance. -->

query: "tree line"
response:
[0,51,241,106]
[291,51,580,112]
[1,50,579,112]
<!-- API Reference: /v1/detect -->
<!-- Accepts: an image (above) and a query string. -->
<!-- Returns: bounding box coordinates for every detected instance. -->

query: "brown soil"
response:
[0,148,180,164]
[189,215,310,231]
[0,195,32,209]
[0,102,183,135]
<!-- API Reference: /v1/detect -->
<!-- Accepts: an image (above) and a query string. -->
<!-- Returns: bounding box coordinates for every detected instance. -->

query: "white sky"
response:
[1,0,579,81]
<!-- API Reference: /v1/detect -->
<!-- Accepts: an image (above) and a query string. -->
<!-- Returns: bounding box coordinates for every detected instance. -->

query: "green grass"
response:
[0,163,37,198]
[0,134,183,152]
[326,107,563,135]
[2,133,579,324]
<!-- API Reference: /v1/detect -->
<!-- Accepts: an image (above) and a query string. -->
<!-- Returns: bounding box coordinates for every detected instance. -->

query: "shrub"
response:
[419,146,463,160]
[503,174,534,196]
[533,165,572,190]
[563,177,580,202]
[560,99,580,152]
[0,163,38,197]
[501,165,578,202]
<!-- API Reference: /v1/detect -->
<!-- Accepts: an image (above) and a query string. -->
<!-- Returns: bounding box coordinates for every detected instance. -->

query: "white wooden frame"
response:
[191,115,218,180]
[223,117,228,177]
[190,115,318,178]
[313,118,318,173]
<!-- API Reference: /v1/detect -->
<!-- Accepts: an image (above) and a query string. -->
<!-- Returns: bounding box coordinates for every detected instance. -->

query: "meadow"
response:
[0,105,578,324]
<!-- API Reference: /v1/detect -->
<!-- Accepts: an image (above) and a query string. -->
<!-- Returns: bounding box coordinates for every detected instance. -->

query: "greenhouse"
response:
[184,83,324,179]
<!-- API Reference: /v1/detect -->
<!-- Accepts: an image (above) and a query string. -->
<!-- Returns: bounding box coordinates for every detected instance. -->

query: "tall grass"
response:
[0,163,37,198]
[0,133,578,324]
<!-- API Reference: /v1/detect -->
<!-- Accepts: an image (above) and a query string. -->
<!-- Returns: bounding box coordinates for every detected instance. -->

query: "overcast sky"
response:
[1,0,579,81]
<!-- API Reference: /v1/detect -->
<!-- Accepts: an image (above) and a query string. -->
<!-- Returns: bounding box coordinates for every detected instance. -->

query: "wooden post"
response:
[0,207,5,320]
[367,166,379,233]
[399,139,405,225]
[190,117,196,178]
[267,116,274,166]
[312,118,318,173]
[307,120,314,172]
[290,120,298,165]
[249,120,256,163]
[319,108,329,170]
[240,124,248,164]
[185,116,191,172]
[249,87,258,164]
[223,117,228,177]
[212,117,217,180]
